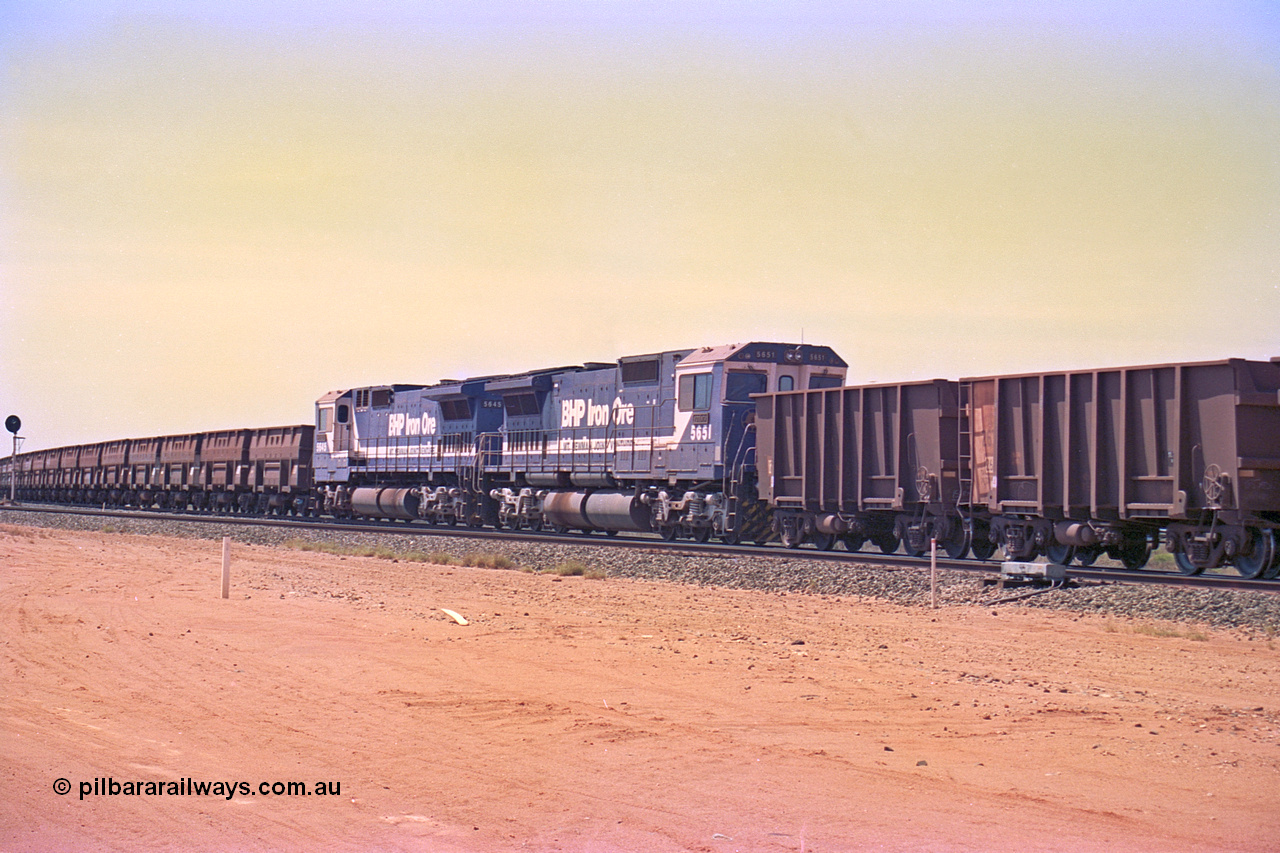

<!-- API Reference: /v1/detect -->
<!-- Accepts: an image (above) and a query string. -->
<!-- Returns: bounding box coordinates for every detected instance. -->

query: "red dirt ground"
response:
[3,523,1279,852]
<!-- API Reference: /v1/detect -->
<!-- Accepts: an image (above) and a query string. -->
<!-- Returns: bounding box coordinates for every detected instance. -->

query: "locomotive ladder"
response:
[722,422,757,537]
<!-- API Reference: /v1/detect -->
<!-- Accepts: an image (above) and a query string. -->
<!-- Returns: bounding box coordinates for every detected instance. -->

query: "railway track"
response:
[5,502,1276,595]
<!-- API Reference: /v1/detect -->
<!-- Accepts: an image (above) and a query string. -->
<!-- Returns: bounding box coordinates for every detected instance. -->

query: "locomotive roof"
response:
[677,342,847,368]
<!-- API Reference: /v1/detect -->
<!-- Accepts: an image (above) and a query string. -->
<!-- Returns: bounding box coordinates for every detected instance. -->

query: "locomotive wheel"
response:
[691,527,711,544]
[605,529,620,538]
[810,532,836,551]
[527,518,543,532]
[840,535,866,552]
[1174,551,1204,576]
[1233,529,1275,579]
[1044,542,1076,566]
[659,525,679,542]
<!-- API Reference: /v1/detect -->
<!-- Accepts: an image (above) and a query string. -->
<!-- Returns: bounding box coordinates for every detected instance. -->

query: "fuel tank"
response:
[542,490,651,532]
[350,487,420,521]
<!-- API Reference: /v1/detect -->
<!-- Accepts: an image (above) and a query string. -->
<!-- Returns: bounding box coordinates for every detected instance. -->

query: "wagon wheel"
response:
[941,526,970,560]
[1232,528,1275,579]
[968,523,998,562]
[1263,530,1280,580]
[872,532,900,555]
[1116,537,1152,570]
[840,534,866,552]
[1174,551,1204,576]
[1044,541,1076,566]
[1073,546,1102,568]
[810,532,836,551]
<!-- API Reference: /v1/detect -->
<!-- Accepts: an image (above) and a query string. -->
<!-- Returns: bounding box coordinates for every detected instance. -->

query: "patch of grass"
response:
[1132,622,1209,642]
[0,523,52,541]
[283,539,471,567]
[541,560,604,579]
[462,552,515,570]
[1103,618,1208,642]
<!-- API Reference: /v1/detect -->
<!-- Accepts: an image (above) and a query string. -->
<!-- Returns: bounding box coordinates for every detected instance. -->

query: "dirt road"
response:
[3,524,1278,851]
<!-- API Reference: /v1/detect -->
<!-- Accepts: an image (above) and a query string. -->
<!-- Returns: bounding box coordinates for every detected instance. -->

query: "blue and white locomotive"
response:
[312,342,846,541]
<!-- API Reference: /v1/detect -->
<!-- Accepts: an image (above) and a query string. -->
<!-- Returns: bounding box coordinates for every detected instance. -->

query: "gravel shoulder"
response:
[4,507,1280,633]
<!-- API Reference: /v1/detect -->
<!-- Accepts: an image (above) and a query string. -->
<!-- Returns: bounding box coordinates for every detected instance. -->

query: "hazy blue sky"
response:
[3,1,1278,449]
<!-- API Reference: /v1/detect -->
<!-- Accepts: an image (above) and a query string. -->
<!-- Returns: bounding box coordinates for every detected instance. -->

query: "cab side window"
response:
[724,371,767,402]
[677,373,713,411]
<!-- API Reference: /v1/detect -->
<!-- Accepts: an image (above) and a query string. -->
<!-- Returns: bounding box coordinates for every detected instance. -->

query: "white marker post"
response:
[221,536,231,599]
[930,537,938,609]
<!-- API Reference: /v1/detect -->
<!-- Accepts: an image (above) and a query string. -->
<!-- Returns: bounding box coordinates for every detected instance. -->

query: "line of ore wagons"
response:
[3,344,1278,578]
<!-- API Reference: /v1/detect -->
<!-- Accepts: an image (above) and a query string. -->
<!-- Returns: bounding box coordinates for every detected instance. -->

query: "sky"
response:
[2,1,1278,451]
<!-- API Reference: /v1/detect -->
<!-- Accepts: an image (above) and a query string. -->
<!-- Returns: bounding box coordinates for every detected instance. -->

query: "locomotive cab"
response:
[671,343,847,484]
[314,389,354,484]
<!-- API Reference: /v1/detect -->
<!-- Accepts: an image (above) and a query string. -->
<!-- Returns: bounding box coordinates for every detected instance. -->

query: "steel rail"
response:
[2,502,1276,594]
